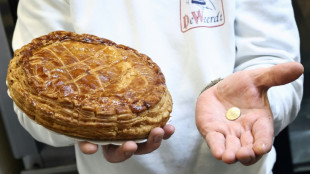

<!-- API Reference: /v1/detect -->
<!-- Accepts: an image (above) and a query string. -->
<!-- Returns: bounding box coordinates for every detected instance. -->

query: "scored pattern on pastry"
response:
[7,31,172,140]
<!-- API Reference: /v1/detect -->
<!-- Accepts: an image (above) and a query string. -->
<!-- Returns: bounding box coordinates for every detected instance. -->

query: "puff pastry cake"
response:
[7,31,172,141]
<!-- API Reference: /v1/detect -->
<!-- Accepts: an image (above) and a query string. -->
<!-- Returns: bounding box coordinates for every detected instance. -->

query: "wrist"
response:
[200,78,223,94]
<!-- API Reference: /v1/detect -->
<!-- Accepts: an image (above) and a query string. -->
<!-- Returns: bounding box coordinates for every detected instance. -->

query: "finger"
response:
[222,135,241,164]
[205,132,225,160]
[254,62,304,89]
[103,141,138,163]
[240,130,253,147]
[252,117,273,156]
[135,127,164,155]
[237,131,255,164]
[162,124,175,140]
[236,145,258,166]
[78,141,98,154]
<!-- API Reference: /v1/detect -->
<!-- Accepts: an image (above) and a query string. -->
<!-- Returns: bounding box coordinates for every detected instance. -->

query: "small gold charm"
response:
[226,107,241,121]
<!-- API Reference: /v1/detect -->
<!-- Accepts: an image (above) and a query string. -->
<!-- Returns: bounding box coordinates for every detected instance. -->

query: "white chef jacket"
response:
[12,0,303,174]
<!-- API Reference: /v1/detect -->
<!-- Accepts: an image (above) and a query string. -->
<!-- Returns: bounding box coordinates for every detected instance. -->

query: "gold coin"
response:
[226,107,241,121]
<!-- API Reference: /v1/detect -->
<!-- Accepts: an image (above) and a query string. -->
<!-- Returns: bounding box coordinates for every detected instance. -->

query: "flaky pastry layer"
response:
[7,31,172,140]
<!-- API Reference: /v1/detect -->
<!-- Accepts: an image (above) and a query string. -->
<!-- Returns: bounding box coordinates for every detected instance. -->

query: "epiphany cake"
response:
[7,31,172,140]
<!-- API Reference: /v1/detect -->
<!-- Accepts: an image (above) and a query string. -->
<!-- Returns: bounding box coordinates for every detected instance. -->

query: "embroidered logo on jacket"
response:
[180,0,225,32]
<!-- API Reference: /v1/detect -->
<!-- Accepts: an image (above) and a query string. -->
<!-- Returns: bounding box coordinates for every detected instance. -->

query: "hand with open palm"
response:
[196,62,303,165]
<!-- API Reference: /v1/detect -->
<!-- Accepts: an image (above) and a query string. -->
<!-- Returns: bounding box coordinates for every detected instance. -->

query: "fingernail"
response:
[153,135,163,143]
[240,158,251,164]
[256,143,266,152]
[261,143,266,150]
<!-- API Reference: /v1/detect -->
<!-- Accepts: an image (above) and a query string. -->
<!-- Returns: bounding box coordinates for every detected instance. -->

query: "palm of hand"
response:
[196,62,303,166]
[196,72,273,165]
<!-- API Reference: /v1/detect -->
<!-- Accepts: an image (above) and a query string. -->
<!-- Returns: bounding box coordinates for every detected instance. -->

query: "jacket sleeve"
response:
[234,0,303,135]
[13,0,73,50]
[12,0,76,146]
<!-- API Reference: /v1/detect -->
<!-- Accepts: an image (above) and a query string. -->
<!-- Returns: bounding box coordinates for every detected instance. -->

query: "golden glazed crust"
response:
[7,31,172,140]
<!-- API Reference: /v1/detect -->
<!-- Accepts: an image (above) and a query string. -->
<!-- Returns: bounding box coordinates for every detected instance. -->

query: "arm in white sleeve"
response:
[234,0,303,135]
[14,103,75,147]
[13,0,73,50]
[12,0,75,146]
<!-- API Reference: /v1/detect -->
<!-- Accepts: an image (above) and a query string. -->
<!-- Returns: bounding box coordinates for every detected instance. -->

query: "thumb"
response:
[254,62,304,89]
